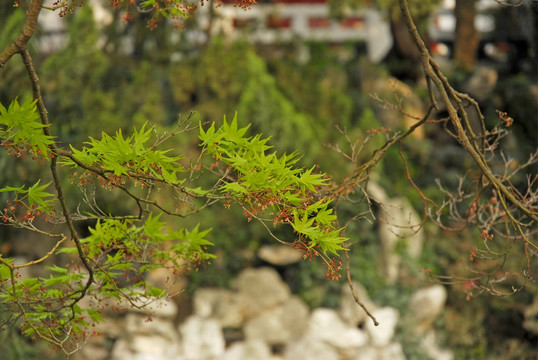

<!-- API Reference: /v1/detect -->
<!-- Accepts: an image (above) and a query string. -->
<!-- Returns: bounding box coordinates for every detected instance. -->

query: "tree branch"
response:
[20,47,95,306]
[398,0,537,223]
[0,0,44,67]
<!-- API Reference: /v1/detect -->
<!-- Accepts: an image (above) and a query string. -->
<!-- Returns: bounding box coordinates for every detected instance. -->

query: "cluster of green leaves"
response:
[0,258,101,343]
[0,180,55,217]
[137,0,189,18]
[200,115,347,258]
[0,99,57,222]
[0,98,54,158]
[0,96,205,350]
[62,124,183,183]
[107,0,255,29]
[58,213,213,296]
[0,210,213,347]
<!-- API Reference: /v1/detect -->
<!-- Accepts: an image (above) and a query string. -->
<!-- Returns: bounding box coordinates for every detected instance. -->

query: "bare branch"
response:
[0,0,44,67]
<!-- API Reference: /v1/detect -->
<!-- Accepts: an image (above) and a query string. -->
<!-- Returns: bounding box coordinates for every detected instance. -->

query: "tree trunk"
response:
[390,12,421,64]
[454,0,479,71]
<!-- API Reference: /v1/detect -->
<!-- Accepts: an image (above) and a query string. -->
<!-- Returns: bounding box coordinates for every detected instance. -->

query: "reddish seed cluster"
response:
[214,0,257,10]
[462,280,478,301]
[146,18,159,30]
[469,247,477,261]
[121,11,134,23]
[100,174,127,189]
[70,166,161,190]
[2,200,52,223]
[54,0,84,17]
[489,190,498,205]
[209,160,219,170]
[1,201,17,223]
[292,239,342,280]
[1,140,50,164]
[110,0,202,27]
[467,200,477,217]
[293,239,318,261]
[496,109,513,127]
[219,164,342,279]
[233,185,320,226]
[272,208,293,225]
[481,229,493,241]
[324,257,343,280]
[109,0,121,9]
[367,127,390,136]
[223,185,281,221]
[421,267,432,276]
[2,142,25,158]
[23,207,39,222]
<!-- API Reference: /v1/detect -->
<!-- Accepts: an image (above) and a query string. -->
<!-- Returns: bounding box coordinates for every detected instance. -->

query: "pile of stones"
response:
[74,267,453,360]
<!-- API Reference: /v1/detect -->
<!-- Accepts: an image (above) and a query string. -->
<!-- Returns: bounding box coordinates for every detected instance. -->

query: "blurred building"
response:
[199,0,392,62]
[37,0,392,62]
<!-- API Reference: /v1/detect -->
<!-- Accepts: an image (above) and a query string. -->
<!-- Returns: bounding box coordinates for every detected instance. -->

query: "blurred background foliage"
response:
[0,2,536,359]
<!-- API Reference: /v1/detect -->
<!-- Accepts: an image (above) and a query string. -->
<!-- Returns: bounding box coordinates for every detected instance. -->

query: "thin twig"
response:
[344,248,378,326]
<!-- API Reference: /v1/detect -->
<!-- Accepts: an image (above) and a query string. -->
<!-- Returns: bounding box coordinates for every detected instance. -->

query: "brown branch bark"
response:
[0,0,97,308]
[454,0,479,71]
[344,249,378,326]
[340,104,434,194]
[20,47,95,306]
[398,0,537,224]
[0,0,44,67]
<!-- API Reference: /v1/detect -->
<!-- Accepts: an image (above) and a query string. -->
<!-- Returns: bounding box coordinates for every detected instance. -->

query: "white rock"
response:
[231,267,291,318]
[136,297,178,318]
[193,287,223,318]
[339,281,377,326]
[110,338,132,360]
[114,295,178,318]
[307,308,368,350]
[194,276,301,331]
[377,197,423,284]
[87,293,177,318]
[420,330,453,360]
[111,336,183,360]
[353,346,378,360]
[221,340,273,360]
[257,244,304,266]
[180,315,225,360]
[130,334,182,358]
[193,287,248,328]
[93,315,125,339]
[379,342,407,360]
[124,313,179,341]
[365,307,399,347]
[284,336,340,360]
[354,343,406,360]
[244,296,309,345]
[146,266,188,298]
[74,343,110,360]
[408,285,447,332]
